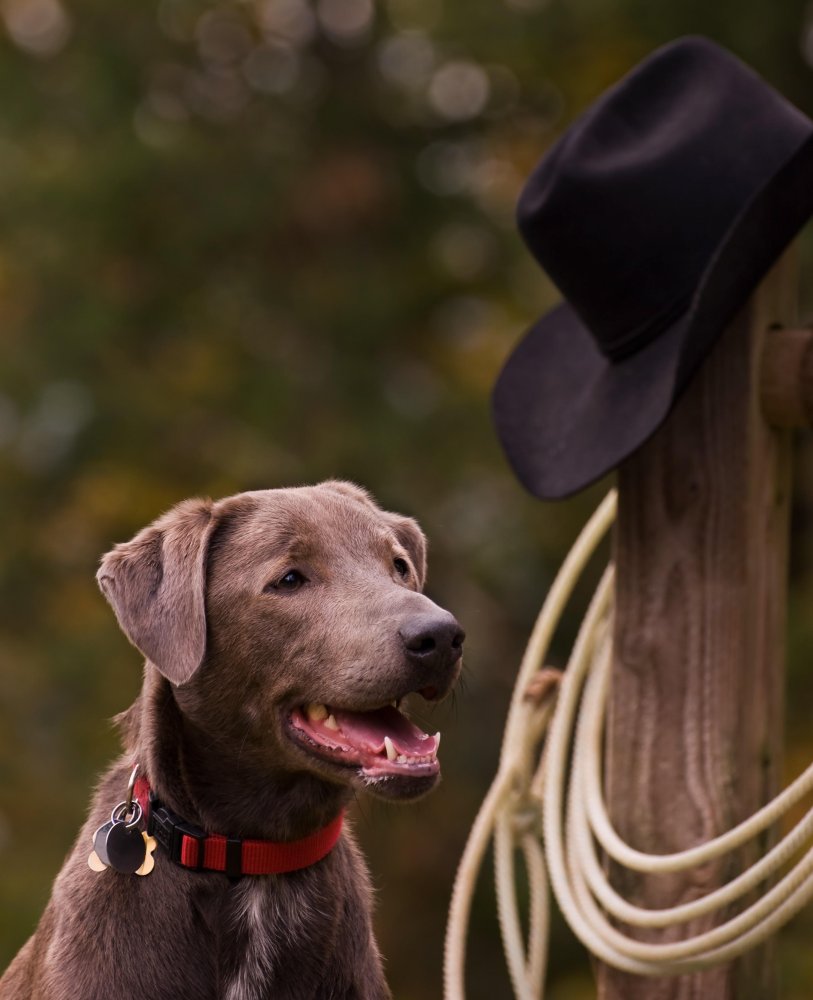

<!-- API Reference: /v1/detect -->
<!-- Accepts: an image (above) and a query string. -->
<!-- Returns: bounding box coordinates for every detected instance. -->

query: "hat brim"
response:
[493,131,813,500]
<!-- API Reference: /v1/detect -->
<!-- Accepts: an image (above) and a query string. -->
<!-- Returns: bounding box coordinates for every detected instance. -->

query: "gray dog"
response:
[1,481,464,999]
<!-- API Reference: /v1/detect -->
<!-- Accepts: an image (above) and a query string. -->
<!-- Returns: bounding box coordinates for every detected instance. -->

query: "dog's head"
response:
[97,481,463,802]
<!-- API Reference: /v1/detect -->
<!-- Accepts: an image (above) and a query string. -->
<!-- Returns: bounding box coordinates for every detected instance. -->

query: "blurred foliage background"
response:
[3,0,813,996]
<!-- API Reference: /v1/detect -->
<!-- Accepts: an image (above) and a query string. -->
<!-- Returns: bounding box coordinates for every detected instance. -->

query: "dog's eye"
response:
[266,570,306,593]
[393,557,410,579]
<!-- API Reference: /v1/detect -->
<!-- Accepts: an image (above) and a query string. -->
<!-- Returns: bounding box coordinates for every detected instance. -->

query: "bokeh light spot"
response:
[255,0,316,47]
[428,60,490,121]
[316,0,374,46]
[1,0,71,57]
[376,30,435,90]
[243,42,300,94]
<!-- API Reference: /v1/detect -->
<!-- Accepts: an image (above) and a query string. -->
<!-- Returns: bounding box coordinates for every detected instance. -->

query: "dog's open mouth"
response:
[288,702,440,779]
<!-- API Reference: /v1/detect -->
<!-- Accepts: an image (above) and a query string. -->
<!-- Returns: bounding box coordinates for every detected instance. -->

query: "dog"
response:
[0,481,464,999]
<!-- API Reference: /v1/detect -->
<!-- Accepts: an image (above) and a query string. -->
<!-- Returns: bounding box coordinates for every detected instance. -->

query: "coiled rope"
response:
[444,489,813,998]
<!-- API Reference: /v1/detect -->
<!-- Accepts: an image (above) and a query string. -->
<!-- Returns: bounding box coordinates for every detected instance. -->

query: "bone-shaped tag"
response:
[88,832,157,876]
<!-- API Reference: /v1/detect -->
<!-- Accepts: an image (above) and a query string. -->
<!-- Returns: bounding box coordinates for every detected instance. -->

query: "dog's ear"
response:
[389,515,428,590]
[96,498,218,685]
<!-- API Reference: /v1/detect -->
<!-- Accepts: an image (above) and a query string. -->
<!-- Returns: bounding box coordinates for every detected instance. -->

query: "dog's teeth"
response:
[384,736,398,761]
[324,713,340,731]
[434,732,441,753]
[397,754,407,763]
[307,703,328,722]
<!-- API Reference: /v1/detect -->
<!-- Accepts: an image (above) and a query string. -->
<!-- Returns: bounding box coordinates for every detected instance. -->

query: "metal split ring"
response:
[111,799,143,829]
[124,763,139,813]
[113,767,143,828]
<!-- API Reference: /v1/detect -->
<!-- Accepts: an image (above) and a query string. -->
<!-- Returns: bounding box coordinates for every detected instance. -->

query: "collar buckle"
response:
[148,793,206,871]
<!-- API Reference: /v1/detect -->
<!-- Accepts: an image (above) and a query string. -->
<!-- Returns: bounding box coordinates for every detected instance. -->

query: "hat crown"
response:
[518,37,810,360]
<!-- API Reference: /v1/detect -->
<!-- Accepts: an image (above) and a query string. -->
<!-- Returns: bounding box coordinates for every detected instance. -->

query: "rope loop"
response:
[509,797,543,841]
[443,490,813,998]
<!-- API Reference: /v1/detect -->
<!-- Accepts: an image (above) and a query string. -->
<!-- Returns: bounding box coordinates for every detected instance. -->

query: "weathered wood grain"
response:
[761,325,813,428]
[595,249,796,1000]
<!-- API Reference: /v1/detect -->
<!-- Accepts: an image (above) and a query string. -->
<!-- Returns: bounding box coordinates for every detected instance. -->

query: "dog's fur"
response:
[1,481,463,1000]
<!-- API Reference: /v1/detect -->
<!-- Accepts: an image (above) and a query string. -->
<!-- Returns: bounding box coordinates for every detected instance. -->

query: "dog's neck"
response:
[121,669,350,843]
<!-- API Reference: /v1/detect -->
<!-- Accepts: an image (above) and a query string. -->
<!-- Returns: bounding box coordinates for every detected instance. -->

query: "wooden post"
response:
[595,248,797,1000]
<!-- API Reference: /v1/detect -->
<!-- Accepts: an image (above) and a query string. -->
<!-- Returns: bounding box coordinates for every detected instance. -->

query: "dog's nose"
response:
[399,613,465,671]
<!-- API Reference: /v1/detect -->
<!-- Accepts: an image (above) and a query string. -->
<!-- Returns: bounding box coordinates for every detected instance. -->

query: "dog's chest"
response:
[218,876,346,1000]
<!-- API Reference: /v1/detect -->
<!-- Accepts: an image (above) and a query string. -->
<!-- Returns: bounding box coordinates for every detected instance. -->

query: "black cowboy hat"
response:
[493,36,813,500]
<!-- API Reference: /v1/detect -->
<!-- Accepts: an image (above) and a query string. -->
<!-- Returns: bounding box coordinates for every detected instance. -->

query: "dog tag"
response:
[135,834,157,877]
[89,770,149,876]
[92,820,116,868]
[88,849,107,873]
[104,821,148,874]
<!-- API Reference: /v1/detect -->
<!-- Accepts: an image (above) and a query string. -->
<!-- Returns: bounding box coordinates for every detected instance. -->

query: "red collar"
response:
[134,775,344,877]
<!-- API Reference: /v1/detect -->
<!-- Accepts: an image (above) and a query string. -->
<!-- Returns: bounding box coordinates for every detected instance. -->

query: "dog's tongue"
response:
[332,705,437,756]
